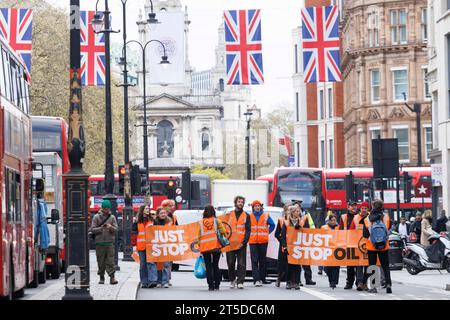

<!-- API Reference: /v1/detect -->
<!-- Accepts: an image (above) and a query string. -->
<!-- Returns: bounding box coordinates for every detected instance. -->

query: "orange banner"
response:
[144,217,242,262]
[287,228,369,266]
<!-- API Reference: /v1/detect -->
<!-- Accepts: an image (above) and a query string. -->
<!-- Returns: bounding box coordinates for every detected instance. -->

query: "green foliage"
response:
[191,165,230,181]
[3,0,133,174]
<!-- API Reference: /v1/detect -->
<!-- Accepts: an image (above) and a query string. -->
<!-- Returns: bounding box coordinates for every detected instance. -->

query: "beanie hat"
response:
[102,199,112,209]
[251,200,263,207]
[359,201,370,209]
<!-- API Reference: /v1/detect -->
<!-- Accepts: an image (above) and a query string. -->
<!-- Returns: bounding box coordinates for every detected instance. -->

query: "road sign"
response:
[288,155,295,167]
[175,187,182,195]
[175,195,183,203]
[415,182,431,198]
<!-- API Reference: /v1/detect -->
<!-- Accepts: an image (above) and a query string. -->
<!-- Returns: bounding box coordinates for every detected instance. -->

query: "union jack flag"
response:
[80,11,105,86]
[224,9,264,85]
[301,6,342,83]
[0,8,33,80]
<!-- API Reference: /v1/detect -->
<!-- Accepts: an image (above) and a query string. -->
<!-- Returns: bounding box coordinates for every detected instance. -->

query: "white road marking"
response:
[406,294,421,300]
[300,287,337,300]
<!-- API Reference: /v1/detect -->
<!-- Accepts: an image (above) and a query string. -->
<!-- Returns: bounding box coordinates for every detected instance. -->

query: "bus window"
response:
[151,181,168,196]
[326,178,345,190]
[15,172,21,222]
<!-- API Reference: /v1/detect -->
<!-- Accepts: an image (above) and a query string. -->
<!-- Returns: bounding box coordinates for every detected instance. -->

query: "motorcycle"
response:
[403,232,450,275]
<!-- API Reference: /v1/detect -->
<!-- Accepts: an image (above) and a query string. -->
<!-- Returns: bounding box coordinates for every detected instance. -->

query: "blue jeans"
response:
[138,250,157,285]
[157,262,171,285]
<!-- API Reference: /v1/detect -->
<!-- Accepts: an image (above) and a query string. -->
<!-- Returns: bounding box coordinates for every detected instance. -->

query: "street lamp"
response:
[126,39,170,196]
[244,111,253,180]
[402,92,422,167]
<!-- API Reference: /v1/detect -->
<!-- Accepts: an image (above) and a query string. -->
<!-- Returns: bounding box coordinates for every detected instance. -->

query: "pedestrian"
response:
[339,200,362,290]
[318,210,336,276]
[321,215,340,289]
[89,199,119,285]
[198,205,227,291]
[293,201,316,286]
[275,204,290,287]
[355,201,370,291]
[225,196,251,289]
[161,199,178,287]
[362,200,392,294]
[153,206,173,288]
[421,210,437,247]
[435,210,448,233]
[249,200,275,287]
[410,212,423,243]
[280,205,302,290]
[136,205,157,288]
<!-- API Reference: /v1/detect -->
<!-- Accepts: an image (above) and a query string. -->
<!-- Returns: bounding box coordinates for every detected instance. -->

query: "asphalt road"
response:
[137,266,450,301]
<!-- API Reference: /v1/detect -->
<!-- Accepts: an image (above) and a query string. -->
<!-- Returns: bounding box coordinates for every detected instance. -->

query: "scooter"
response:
[403,232,450,275]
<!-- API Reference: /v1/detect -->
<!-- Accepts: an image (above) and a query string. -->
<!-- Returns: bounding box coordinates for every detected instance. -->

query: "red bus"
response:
[31,116,69,273]
[324,167,432,220]
[0,37,35,298]
[256,174,275,206]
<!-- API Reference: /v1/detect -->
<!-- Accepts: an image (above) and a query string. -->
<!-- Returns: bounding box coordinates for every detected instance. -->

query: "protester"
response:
[293,201,316,286]
[153,206,173,288]
[362,200,392,294]
[410,212,423,243]
[275,204,290,287]
[226,196,251,289]
[136,205,157,288]
[355,201,370,291]
[435,210,448,233]
[421,210,437,248]
[249,200,275,287]
[161,199,178,286]
[280,205,302,290]
[89,199,119,285]
[198,205,227,291]
[339,200,362,290]
[321,215,340,289]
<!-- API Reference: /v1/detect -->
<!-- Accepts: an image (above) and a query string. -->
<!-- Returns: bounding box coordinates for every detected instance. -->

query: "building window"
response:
[327,87,333,118]
[201,128,210,152]
[296,92,299,122]
[394,128,409,161]
[320,140,325,167]
[370,128,381,140]
[422,67,431,100]
[391,9,407,45]
[392,68,408,102]
[368,12,379,47]
[421,8,428,43]
[329,139,334,168]
[447,0,450,12]
[424,126,432,161]
[294,44,298,74]
[371,69,380,103]
[157,120,174,158]
[319,89,324,120]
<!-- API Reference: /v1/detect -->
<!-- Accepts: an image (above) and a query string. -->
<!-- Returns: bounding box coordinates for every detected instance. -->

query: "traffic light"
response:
[403,172,413,203]
[130,165,141,196]
[167,177,176,200]
[345,171,355,203]
[118,165,126,195]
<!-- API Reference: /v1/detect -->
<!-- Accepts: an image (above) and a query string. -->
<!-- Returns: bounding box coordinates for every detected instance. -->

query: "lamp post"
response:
[403,93,422,167]
[62,0,92,300]
[126,39,169,195]
[244,112,253,180]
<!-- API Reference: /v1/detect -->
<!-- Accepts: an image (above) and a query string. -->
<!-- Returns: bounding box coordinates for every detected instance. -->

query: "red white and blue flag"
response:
[301,6,342,83]
[0,8,33,80]
[224,9,264,85]
[80,11,105,86]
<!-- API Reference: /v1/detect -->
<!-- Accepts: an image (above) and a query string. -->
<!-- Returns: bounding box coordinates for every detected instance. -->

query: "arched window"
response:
[157,120,174,158]
[201,128,210,152]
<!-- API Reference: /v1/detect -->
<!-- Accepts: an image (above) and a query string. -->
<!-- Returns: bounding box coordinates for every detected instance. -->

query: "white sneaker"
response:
[168,282,172,287]
[156,284,162,288]
[255,281,262,287]
[164,283,169,288]
[230,280,237,289]
[237,283,244,289]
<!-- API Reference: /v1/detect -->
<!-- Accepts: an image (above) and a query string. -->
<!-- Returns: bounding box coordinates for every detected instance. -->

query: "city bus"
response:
[324,167,432,220]
[0,37,35,299]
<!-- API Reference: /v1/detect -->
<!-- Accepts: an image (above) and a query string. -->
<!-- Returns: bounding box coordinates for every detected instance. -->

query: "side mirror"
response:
[35,178,45,193]
[51,209,59,224]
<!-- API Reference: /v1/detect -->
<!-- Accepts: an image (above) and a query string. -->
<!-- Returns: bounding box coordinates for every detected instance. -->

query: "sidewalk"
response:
[24,251,140,300]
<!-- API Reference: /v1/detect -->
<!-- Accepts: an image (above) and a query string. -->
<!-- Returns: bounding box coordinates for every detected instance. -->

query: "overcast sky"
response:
[46,0,305,113]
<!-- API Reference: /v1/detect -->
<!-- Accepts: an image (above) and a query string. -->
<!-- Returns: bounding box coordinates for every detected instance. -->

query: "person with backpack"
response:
[198,205,227,291]
[362,200,392,294]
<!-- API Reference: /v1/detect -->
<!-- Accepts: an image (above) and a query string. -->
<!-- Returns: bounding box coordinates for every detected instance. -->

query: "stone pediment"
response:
[137,93,195,110]
[367,109,381,121]
[422,105,432,118]
[389,106,406,119]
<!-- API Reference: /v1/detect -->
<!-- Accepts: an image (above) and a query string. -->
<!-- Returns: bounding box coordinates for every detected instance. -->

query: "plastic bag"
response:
[194,255,206,279]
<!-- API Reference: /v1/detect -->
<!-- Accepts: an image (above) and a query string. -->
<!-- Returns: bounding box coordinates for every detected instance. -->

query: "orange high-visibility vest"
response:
[341,213,359,230]
[364,215,391,251]
[249,212,269,244]
[136,221,152,251]
[228,211,247,244]
[300,215,308,228]
[354,213,368,230]
[198,217,221,253]
[278,217,289,228]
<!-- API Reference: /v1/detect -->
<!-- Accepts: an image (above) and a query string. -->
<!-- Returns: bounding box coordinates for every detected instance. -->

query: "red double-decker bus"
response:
[0,37,35,299]
[324,167,432,219]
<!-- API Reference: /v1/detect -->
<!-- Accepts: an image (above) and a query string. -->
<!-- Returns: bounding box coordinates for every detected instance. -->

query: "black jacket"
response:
[280,218,310,249]
[394,222,411,235]
[436,216,449,233]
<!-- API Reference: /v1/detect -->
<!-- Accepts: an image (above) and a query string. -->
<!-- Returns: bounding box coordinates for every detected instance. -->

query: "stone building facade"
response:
[341,0,432,167]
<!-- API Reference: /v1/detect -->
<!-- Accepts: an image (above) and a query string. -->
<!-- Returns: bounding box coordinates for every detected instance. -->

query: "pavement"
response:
[23,251,140,300]
[137,266,450,301]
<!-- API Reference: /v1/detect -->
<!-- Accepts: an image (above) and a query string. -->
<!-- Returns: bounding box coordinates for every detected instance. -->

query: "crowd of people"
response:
[88,195,449,294]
